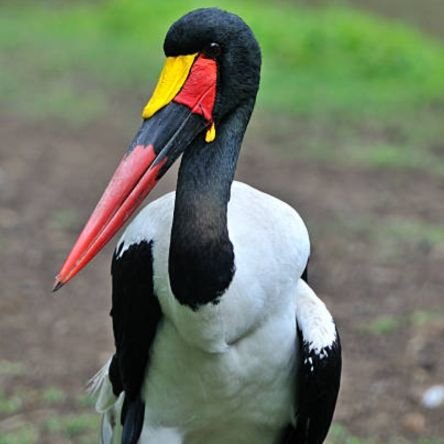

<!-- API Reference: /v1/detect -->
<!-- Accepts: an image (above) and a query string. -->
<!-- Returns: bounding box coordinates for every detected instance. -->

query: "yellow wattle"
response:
[205,122,216,143]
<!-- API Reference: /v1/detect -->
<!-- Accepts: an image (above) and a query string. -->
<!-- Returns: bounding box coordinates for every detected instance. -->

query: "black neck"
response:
[168,101,254,309]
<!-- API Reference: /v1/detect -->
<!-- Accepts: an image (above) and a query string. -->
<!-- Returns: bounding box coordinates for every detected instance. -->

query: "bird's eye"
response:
[203,42,221,59]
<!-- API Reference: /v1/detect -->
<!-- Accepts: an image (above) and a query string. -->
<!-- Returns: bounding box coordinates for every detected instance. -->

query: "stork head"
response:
[54,8,261,289]
[163,8,261,121]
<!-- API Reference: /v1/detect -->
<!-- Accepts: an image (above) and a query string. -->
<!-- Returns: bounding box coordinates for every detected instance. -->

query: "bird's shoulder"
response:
[228,181,310,268]
[230,181,307,227]
[116,191,176,257]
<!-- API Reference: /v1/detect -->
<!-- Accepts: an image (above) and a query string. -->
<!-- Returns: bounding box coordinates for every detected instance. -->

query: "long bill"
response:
[53,53,218,290]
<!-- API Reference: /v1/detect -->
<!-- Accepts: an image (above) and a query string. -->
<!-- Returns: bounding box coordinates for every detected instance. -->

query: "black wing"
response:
[279,264,341,444]
[109,240,162,444]
[280,328,341,444]
[297,327,341,443]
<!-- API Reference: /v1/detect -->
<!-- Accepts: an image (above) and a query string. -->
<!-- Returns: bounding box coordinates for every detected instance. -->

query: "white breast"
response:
[142,295,299,443]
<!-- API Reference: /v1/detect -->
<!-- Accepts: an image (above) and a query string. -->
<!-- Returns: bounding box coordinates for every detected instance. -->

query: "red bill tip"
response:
[54,144,164,287]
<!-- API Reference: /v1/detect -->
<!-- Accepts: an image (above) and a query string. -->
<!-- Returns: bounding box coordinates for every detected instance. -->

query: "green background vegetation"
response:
[2,0,444,122]
[2,0,444,178]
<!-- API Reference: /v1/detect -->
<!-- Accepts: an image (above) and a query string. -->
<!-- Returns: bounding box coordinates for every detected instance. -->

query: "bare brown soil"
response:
[1,112,443,442]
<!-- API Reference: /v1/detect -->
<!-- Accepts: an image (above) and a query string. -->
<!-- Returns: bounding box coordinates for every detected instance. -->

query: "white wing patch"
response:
[295,279,337,355]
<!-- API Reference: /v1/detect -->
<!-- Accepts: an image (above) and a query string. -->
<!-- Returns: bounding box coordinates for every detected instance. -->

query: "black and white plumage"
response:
[93,185,341,443]
[57,8,341,444]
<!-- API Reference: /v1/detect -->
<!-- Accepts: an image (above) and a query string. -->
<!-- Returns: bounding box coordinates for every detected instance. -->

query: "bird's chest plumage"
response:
[148,280,295,437]
[152,242,261,354]
[109,183,312,441]
[142,182,310,352]
[146,264,299,441]
[149,217,228,352]
[132,184,308,440]
[119,185,309,360]
[142,297,299,441]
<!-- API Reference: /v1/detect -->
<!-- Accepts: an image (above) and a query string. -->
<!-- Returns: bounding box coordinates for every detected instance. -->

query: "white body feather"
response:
[94,181,336,444]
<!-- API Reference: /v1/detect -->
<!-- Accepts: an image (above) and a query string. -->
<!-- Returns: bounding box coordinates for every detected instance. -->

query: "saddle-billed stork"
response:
[54,8,341,444]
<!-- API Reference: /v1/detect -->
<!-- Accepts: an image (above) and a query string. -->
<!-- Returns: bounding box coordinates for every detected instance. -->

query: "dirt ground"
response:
[1,110,443,443]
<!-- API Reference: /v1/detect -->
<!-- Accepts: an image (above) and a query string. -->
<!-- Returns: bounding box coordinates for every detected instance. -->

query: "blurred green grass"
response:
[0,380,99,444]
[2,0,444,124]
